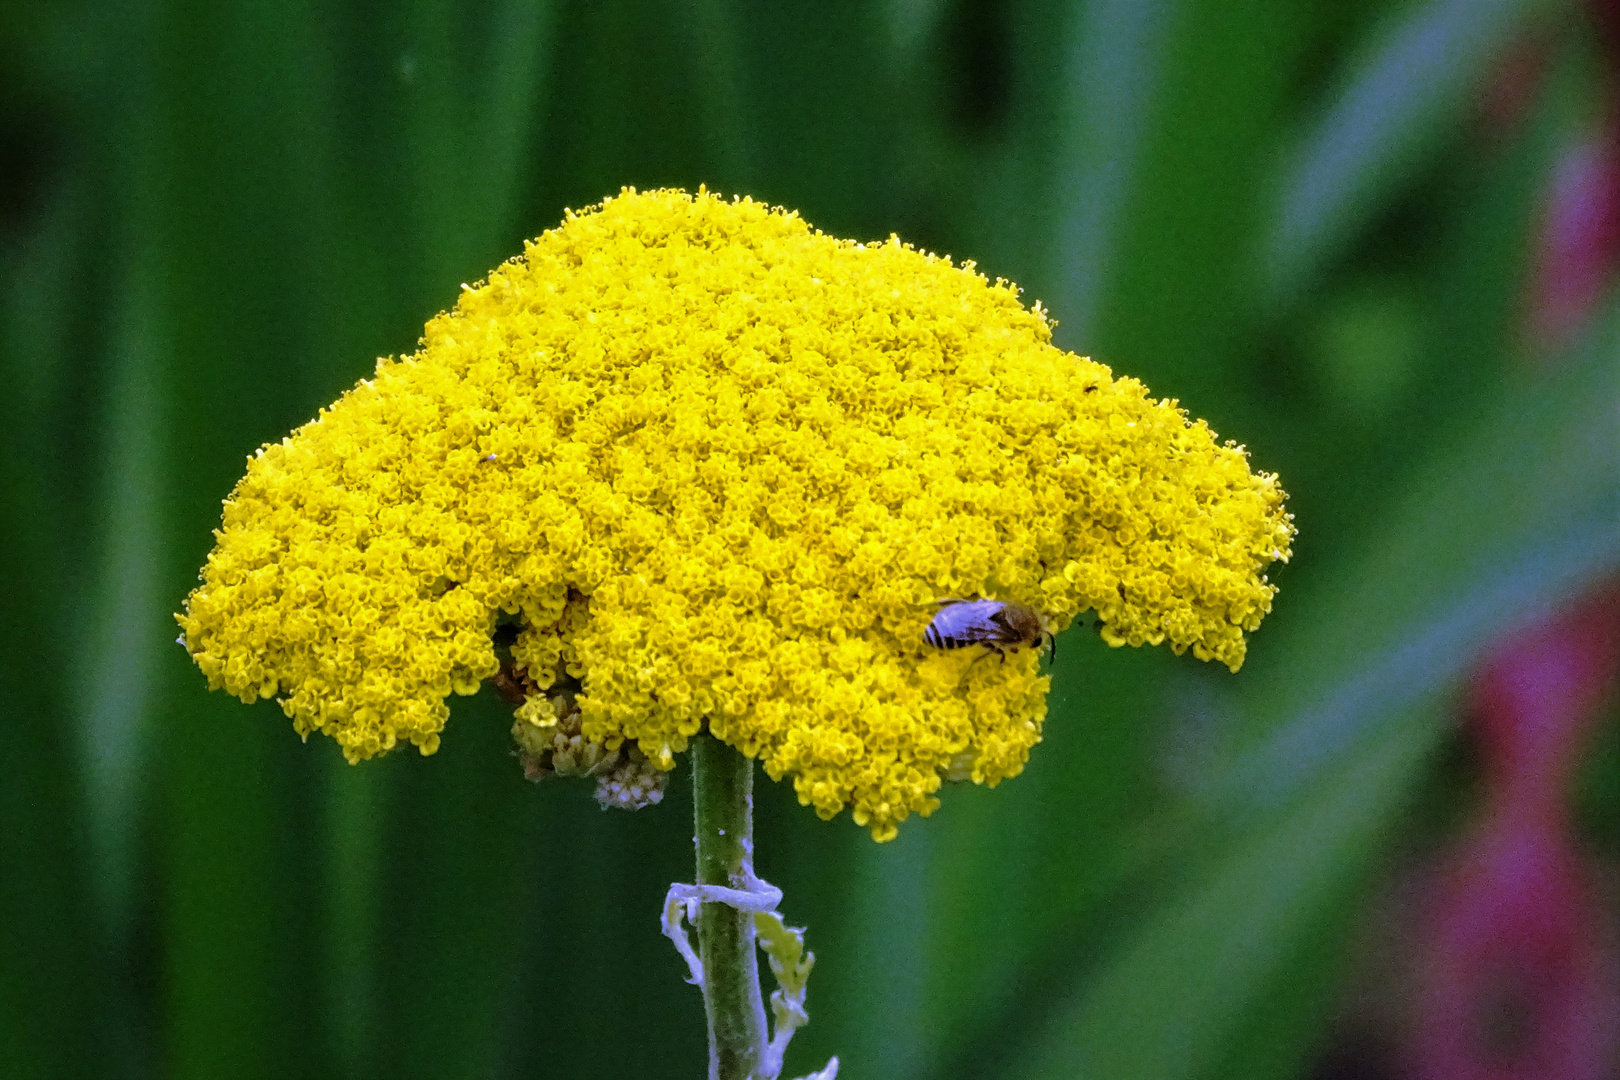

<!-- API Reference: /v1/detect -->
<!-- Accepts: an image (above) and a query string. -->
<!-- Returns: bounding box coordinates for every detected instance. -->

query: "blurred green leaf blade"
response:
[1260,0,1554,311]
[1006,703,1442,1080]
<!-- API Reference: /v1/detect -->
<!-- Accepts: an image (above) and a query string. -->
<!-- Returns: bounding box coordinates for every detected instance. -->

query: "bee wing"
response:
[929,600,1009,642]
[952,621,1011,644]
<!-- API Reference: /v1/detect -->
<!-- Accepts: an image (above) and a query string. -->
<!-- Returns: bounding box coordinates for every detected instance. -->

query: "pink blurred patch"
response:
[1406,589,1620,1080]
[1410,812,1618,1080]
[1468,590,1620,809]
[1524,135,1620,352]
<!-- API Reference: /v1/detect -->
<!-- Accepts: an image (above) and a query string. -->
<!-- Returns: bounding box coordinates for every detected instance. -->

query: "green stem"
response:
[693,733,768,1080]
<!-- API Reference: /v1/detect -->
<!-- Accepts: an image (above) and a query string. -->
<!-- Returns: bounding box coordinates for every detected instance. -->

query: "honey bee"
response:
[923,599,1055,662]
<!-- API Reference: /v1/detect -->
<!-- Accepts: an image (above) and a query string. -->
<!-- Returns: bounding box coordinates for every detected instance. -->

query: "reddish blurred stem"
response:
[1467,589,1620,817]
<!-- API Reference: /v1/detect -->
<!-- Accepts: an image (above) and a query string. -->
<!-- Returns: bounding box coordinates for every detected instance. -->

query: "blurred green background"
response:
[3,0,1619,1077]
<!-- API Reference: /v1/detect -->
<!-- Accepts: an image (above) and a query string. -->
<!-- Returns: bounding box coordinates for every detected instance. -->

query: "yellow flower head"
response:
[177,187,1293,841]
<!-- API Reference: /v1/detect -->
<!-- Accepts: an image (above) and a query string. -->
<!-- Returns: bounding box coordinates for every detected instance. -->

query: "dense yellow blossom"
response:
[177,187,1293,840]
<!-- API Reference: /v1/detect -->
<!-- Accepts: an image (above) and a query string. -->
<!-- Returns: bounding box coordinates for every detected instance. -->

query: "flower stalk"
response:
[694,733,769,1079]
[171,185,1275,1078]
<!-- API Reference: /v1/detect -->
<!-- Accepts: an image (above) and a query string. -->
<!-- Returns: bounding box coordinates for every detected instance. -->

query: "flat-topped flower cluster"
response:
[178,187,1293,840]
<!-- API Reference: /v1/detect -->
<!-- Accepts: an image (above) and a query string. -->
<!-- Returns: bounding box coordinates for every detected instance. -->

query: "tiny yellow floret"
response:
[177,187,1293,841]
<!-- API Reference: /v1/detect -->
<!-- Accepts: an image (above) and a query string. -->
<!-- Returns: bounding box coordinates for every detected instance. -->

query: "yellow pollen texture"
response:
[177,187,1294,841]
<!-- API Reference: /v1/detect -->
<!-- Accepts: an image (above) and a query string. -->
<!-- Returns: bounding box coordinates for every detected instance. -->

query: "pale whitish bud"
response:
[511,678,664,809]
[593,744,667,811]
[943,751,976,782]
